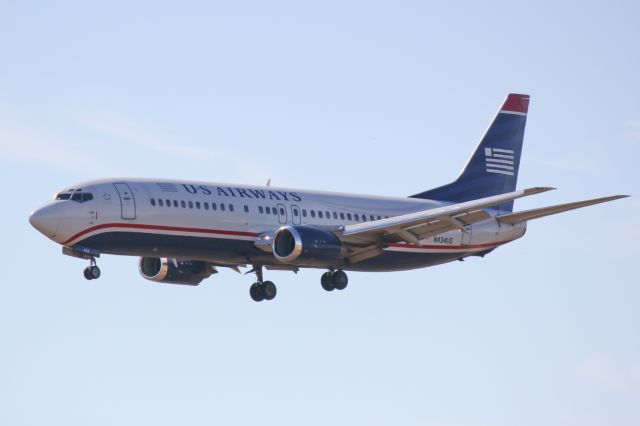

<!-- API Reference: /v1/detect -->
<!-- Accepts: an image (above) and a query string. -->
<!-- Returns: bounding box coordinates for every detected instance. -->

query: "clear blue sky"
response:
[1,1,639,425]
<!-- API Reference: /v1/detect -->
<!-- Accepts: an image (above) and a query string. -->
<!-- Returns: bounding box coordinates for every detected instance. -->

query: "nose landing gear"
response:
[62,246,102,281]
[83,258,101,280]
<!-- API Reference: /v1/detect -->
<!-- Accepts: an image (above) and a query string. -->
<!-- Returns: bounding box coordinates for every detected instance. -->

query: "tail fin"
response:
[411,93,530,212]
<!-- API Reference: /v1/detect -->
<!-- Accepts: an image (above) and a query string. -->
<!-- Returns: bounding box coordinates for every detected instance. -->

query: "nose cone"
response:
[30,203,60,239]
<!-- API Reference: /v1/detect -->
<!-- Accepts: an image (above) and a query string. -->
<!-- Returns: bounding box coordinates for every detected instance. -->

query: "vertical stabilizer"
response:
[410,93,530,212]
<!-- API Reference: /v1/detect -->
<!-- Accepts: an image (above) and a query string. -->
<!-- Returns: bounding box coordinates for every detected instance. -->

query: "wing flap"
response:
[496,195,628,225]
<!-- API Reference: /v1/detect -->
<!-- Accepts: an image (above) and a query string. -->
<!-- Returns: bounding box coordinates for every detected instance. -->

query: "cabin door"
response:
[276,203,288,225]
[462,225,472,245]
[113,183,137,220]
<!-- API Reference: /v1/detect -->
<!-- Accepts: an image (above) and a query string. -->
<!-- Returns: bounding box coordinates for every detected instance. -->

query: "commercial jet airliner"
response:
[29,94,627,301]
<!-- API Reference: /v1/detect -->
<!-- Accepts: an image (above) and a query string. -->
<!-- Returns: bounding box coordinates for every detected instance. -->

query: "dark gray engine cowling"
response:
[138,257,213,285]
[272,226,343,266]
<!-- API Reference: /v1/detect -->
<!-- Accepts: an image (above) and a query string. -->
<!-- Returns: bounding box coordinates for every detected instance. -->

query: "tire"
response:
[331,270,348,290]
[90,266,101,280]
[250,283,264,302]
[262,281,277,301]
[321,272,335,291]
[83,267,93,280]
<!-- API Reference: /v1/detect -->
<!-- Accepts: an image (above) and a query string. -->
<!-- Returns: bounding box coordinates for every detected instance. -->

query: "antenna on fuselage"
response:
[266,178,271,187]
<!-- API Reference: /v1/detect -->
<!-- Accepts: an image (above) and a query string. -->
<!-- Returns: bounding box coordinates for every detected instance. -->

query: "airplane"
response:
[29,94,627,302]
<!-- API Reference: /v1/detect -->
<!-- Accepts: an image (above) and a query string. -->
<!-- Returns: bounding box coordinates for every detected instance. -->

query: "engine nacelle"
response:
[272,225,343,266]
[138,257,214,285]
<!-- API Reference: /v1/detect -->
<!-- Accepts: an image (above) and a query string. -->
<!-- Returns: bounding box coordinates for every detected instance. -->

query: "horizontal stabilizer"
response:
[496,195,629,225]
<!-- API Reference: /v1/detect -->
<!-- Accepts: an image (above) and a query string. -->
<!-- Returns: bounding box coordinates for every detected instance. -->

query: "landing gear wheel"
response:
[248,265,277,302]
[262,281,277,300]
[250,282,264,302]
[331,270,348,290]
[83,266,101,280]
[89,266,101,280]
[321,272,335,291]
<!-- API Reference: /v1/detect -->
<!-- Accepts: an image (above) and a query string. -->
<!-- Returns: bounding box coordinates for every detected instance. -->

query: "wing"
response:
[339,187,553,261]
[496,195,628,225]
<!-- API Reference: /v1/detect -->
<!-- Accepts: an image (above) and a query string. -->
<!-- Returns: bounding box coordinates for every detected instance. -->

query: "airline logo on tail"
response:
[485,148,515,176]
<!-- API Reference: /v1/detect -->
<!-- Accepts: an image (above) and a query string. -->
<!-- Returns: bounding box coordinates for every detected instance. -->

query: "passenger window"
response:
[326,211,330,219]
[355,214,360,221]
[212,203,217,211]
[340,213,345,220]
[347,213,352,220]
[173,200,178,207]
[204,202,209,210]
[302,209,307,217]
[265,206,270,214]
[244,205,249,213]
[188,201,193,209]
[318,211,323,218]
[150,198,156,206]
[166,199,171,207]
[273,208,277,216]
[294,209,299,216]
[221,204,226,211]
[310,210,316,218]
[279,207,285,215]
[370,214,375,221]
[333,212,338,219]
[229,204,234,212]
[259,206,264,214]
[181,201,186,208]
[159,199,164,207]
[377,215,382,220]
[196,201,201,209]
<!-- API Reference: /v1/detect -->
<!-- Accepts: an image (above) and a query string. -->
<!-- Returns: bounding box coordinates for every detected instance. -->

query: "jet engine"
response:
[272,225,343,266]
[138,257,215,285]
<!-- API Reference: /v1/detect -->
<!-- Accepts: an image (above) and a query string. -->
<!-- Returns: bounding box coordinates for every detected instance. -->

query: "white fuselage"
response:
[30,178,526,271]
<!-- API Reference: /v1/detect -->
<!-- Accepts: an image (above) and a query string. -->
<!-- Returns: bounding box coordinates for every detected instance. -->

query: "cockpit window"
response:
[57,192,93,202]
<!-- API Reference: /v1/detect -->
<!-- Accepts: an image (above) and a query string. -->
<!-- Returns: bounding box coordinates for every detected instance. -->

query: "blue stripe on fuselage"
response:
[76,231,475,272]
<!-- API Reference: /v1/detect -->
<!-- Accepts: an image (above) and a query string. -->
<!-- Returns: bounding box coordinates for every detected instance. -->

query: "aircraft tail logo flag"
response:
[411,93,530,212]
[485,147,515,176]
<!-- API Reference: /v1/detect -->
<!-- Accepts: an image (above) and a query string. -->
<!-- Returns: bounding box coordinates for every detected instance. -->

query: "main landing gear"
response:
[321,270,348,292]
[83,257,101,280]
[248,265,277,302]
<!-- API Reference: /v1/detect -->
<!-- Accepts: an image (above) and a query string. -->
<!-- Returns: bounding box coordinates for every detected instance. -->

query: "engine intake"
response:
[138,257,214,285]
[272,226,343,266]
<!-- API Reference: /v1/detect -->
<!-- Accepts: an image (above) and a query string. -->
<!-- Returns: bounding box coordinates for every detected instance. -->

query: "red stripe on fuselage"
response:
[62,223,260,245]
